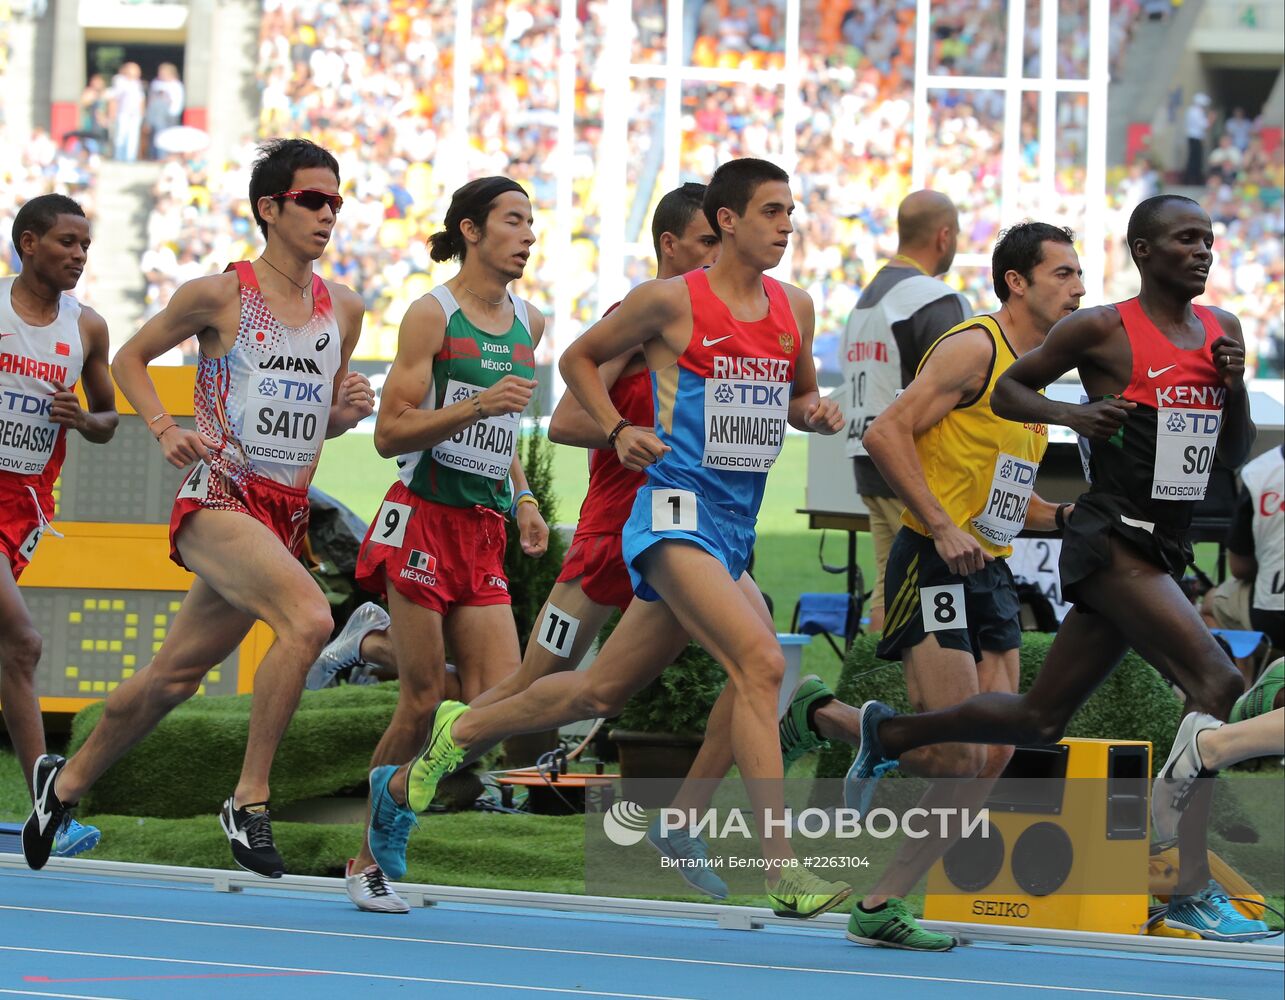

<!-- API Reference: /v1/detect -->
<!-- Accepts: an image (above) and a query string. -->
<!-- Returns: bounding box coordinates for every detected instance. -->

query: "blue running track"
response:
[0,864,1281,999]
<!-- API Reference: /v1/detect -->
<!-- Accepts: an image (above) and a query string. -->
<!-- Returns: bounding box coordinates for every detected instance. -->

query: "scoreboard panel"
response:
[15,366,275,714]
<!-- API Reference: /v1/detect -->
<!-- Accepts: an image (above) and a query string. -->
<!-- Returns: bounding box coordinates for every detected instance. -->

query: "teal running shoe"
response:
[646,818,728,899]
[843,700,898,815]
[52,817,101,859]
[367,764,417,880]
[1165,880,1273,940]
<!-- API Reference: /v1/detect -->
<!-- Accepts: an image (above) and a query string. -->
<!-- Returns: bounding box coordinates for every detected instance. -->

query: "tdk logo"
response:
[259,378,323,403]
[0,391,52,416]
[999,459,1036,485]
[713,382,784,406]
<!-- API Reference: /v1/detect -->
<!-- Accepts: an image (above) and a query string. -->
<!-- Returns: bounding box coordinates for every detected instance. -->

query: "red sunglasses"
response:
[271,188,344,213]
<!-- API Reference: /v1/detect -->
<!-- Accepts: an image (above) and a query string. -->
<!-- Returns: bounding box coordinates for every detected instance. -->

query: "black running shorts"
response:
[1058,492,1191,611]
[877,527,1021,661]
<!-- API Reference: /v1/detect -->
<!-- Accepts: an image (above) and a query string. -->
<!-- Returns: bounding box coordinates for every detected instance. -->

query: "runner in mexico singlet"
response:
[900,316,1049,559]
[1087,297,1226,529]
[396,286,535,513]
[0,275,86,490]
[193,261,342,490]
[647,269,798,519]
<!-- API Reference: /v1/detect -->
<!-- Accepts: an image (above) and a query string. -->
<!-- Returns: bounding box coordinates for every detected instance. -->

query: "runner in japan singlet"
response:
[193,261,342,490]
[647,268,798,519]
[0,275,86,489]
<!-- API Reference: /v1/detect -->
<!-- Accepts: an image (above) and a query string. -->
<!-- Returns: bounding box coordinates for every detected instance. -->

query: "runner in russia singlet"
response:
[1087,297,1225,527]
[647,269,798,519]
[194,261,342,490]
[0,275,86,490]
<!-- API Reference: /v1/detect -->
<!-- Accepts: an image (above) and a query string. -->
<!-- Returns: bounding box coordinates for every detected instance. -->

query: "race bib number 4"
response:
[243,372,330,467]
[1153,407,1221,500]
[432,378,519,480]
[970,452,1038,548]
[702,378,788,472]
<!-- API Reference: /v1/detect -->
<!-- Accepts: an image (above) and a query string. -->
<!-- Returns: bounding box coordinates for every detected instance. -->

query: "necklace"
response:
[891,254,930,276]
[259,256,311,299]
[462,284,506,306]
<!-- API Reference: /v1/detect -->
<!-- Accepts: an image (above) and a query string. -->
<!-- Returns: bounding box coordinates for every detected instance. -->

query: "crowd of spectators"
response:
[0,129,102,301]
[115,0,1279,379]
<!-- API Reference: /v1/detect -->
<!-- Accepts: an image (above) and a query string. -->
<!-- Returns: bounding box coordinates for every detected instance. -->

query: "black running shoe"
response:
[219,797,285,878]
[23,754,74,871]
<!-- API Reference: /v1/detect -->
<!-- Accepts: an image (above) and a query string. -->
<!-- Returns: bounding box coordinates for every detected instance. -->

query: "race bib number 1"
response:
[651,489,698,533]
[372,499,413,547]
[921,584,966,633]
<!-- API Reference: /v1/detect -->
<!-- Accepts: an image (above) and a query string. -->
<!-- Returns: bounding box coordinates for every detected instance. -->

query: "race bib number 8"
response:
[372,499,413,547]
[651,489,698,533]
[536,604,581,658]
[921,584,966,633]
[1153,407,1221,500]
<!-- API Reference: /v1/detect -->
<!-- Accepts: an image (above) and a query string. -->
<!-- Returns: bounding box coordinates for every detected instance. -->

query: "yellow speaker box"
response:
[924,738,1152,935]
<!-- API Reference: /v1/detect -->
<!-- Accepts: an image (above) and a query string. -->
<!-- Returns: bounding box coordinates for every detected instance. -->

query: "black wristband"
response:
[607,418,632,447]
[1055,503,1070,531]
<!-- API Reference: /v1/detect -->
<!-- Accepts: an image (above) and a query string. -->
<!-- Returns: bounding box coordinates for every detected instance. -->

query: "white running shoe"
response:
[345,858,410,913]
[306,603,390,690]
[1152,711,1223,844]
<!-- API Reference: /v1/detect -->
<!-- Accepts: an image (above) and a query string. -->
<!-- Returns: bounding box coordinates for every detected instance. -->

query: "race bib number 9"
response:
[432,378,519,480]
[701,377,789,471]
[372,499,412,547]
[970,452,1037,548]
[1153,407,1221,500]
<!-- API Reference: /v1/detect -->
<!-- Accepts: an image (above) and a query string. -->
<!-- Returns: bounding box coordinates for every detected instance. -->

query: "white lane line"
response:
[0,920,1251,999]
[0,947,691,999]
[0,990,131,1000]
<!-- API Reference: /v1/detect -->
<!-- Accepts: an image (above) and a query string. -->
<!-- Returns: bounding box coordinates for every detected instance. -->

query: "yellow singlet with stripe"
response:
[900,315,1049,559]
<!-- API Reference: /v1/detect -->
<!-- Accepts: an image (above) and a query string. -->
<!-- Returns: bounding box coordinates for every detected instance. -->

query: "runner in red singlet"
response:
[22,139,375,879]
[2,194,118,859]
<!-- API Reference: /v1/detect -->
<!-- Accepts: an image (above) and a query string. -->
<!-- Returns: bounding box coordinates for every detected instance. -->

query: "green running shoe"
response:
[1230,657,1283,723]
[846,897,956,951]
[779,674,834,771]
[766,864,852,919]
[407,701,469,812]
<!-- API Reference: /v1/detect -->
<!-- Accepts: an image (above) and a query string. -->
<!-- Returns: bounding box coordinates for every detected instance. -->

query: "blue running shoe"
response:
[367,765,417,881]
[1165,880,1274,941]
[52,817,101,859]
[844,701,898,815]
[646,818,729,899]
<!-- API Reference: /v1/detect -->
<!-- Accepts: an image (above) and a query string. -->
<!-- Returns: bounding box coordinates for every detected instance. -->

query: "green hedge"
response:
[814,632,1184,781]
[70,685,400,818]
